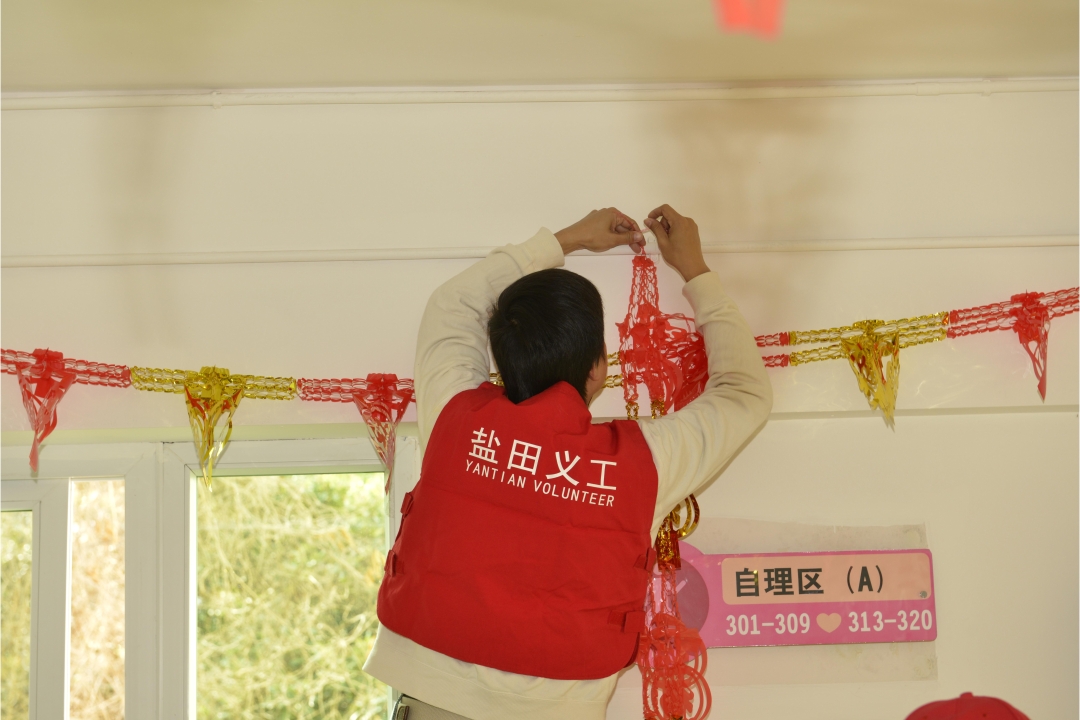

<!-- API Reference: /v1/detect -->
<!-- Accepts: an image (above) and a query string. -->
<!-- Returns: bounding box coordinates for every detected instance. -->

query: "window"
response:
[0,475,78,720]
[0,435,419,720]
[196,473,388,720]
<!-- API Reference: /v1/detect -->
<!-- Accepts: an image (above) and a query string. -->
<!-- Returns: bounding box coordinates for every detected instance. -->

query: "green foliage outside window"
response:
[70,480,126,720]
[197,473,389,720]
[2,510,33,720]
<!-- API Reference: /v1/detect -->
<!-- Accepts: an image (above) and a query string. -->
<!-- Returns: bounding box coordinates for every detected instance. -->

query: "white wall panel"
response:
[2,90,1076,259]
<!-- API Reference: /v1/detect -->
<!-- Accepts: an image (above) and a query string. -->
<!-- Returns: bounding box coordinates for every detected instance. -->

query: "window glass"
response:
[2,510,33,720]
[197,473,388,720]
[70,479,126,720]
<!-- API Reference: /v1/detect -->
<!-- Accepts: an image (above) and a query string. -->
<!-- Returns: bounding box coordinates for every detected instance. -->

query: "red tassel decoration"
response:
[297,374,415,492]
[947,287,1078,400]
[7,349,77,471]
[1009,292,1053,400]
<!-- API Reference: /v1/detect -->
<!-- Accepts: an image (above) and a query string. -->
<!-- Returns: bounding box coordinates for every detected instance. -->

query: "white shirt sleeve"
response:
[414,228,566,449]
[638,271,774,538]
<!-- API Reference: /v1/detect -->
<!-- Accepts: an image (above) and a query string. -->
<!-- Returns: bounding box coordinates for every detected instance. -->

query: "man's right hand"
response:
[644,204,711,282]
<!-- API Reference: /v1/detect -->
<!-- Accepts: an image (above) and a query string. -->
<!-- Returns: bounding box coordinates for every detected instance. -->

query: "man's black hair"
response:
[488,268,605,404]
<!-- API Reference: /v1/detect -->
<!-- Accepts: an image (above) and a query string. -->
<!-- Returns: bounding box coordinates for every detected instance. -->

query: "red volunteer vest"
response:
[377,381,659,680]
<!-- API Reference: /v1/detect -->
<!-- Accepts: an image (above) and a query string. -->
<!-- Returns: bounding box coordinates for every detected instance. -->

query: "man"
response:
[364,205,772,720]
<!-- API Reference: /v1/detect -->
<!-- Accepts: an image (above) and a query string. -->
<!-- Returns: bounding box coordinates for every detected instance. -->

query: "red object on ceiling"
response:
[713,0,785,38]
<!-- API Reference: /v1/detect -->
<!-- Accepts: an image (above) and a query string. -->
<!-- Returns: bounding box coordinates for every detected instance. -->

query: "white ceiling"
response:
[2,0,1077,92]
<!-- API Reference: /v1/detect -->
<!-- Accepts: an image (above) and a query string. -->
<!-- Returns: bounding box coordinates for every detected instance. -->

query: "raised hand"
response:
[644,204,711,282]
[555,208,645,255]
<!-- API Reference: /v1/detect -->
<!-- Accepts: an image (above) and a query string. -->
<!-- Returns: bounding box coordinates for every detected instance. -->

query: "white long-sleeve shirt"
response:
[364,229,772,720]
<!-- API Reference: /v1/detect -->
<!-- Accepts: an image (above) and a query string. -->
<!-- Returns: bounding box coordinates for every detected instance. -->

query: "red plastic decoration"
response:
[713,0,785,37]
[297,374,415,492]
[639,563,711,720]
[617,255,709,419]
[762,353,790,368]
[948,287,1078,400]
[2,348,131,388]
[1,349,130,472]
[5,349,76,471]
[1010,293,1052,399]
[2,348,131,471]
[755,331,790,348]
[617,256,712,719]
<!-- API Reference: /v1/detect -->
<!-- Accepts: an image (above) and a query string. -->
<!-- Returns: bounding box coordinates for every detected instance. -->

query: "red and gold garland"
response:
[2,286,1076,486]
[754,287,1077,426]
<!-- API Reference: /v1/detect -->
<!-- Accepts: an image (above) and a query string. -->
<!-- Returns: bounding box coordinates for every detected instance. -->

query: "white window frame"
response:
[1,443,158,720]
[0,434,420,720]
[2,481,70,720]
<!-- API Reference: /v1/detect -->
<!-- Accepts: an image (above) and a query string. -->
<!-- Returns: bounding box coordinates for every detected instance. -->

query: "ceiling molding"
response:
[3,235,1076,269]
[2,77,1076,111]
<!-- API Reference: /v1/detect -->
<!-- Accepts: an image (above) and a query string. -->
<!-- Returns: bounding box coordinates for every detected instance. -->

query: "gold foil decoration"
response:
[238,374,299,400]
[669,494,701,539]
[184,367,244,490]
[655,515,679,566]
[655,495,701,567]
[129,366,188,393]
[130,365,297,400]
[131,365,296,488]
[492,370,624,388]
[783,312,948,423]
[839,321,901,427]
[788,344,844,366]
[787,312,947,366]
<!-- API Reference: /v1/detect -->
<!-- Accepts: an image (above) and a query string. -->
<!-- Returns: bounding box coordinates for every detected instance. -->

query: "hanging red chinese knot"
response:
[617,255,709,420]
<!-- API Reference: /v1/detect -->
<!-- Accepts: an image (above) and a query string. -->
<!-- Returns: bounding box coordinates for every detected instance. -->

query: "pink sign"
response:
[674,543,937,648]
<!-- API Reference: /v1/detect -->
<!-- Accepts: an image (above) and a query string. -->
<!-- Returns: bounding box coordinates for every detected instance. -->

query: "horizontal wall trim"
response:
[2,235,1076,269]
[0,423,404,447]
[2,77,1076,111]
[769,404,1080,422]
[4,404,1076,447]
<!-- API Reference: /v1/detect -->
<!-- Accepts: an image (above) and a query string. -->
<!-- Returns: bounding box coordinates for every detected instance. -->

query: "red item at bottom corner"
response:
[905,692,1030,720]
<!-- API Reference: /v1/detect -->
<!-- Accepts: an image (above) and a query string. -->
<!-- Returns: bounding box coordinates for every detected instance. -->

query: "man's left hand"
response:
[555,208,645,255]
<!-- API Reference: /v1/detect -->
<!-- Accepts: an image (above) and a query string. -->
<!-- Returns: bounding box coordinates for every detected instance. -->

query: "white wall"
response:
[608,410,1079,719]
[2,85,1077,717]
